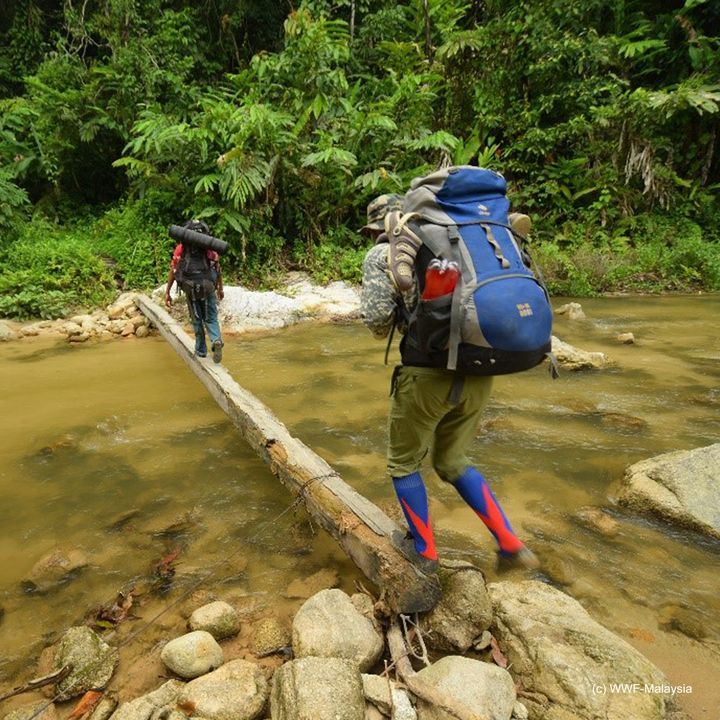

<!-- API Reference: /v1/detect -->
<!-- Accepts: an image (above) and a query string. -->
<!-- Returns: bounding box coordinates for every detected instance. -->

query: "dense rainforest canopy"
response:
[1,0,719,318]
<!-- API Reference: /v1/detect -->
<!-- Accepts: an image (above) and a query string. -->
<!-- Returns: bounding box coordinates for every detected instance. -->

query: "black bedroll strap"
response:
[384,320,396,366]
[447,225,463,371]
[546,351,560,379]
[447,372,465,405]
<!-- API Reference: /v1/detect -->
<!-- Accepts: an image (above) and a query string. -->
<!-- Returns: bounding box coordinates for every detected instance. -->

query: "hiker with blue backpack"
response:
[360,167,555,571]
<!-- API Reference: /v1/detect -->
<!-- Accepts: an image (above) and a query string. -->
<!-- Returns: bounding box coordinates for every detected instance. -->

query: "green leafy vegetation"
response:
[1,0,718,318]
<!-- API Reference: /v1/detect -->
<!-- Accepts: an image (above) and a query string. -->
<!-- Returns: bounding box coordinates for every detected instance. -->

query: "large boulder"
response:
[414,656,516,720]
[489,581,683,720]
[176,659,268,720]
[615,443,720,539]
[292,589,383,671]
[270,657,365,720]
[53,626,118,701]
[419,559,493,652]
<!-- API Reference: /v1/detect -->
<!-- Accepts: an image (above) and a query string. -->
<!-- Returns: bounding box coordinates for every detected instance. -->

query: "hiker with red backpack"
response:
[360,167,555,571]
[165,219,225,363]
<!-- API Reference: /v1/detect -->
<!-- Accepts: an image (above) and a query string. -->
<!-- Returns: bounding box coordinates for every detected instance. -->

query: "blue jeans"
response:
[186,292,222,356]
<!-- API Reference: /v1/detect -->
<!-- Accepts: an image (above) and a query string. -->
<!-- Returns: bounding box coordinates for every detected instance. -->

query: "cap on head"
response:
[360,194,403,235]
[183,219,210,234]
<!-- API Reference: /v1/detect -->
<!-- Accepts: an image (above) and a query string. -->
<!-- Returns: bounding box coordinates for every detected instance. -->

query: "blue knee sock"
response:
[392,472,437,560]
[453,466,523,555]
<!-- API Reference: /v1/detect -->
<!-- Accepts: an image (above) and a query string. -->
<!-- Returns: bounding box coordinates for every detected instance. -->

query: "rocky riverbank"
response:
[2,562,690,720]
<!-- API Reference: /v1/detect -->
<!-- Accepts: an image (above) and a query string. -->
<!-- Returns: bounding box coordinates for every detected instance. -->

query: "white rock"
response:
[160,630,224,679]
[188,601,241,640]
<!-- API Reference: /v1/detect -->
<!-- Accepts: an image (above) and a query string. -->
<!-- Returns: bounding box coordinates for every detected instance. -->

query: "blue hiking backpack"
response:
[384,166,554,377]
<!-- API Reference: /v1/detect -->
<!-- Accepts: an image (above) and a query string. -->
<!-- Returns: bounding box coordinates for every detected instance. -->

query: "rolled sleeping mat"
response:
[168,225,229,255]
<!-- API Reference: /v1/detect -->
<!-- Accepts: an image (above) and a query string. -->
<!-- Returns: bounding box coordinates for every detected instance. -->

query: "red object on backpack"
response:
[422,259,460,299]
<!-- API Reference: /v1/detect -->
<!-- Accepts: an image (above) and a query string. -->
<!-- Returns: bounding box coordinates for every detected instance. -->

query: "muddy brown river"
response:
[0,294,719,719]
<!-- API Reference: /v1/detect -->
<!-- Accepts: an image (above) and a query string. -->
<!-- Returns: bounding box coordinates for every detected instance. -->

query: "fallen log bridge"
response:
[136,295,441,614]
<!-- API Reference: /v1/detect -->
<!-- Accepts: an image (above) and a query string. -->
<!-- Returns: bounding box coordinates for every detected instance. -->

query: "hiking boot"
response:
[394,531,439,575]
[195,351,207,358]
[496,546,540,572]
[212,340,223,364]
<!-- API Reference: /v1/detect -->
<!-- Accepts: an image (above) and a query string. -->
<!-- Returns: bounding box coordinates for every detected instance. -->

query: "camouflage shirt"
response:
[360,243,418,339]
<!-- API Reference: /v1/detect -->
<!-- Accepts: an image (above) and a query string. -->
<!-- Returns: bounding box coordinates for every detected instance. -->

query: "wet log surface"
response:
[136,294,441,613]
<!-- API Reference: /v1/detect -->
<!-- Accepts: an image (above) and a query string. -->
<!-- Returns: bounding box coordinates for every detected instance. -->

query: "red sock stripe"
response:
[475,485,523,554]
[400,499,438,560]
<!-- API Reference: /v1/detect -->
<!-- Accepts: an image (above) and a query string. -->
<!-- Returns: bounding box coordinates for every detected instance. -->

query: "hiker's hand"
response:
[217,288,224,301]
[164,293,171,307]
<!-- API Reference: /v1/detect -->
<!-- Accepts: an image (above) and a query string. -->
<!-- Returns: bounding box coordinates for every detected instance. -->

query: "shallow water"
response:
[1,294,719,718]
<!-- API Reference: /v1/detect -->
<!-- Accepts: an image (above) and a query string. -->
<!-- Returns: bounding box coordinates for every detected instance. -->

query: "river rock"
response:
[53,626,119,701]
[285,568,339,599]
[176,659,268,720]
[64,321,83,336]
[19,324,41,336]
[188,601,241,640]
[292,589,383,671]
[109,680,184,720]
[551,336,612,371]
[489,580,675,720]
[616,332,635,344]
[252,617,291,657]
[135,324,149,338]
[160,630,224,679]
[414,656,516,720]
[572,507,620,538]
[616,443,720,539]
[271,657,365,720]
[22,548,89,593]
[555,302,586,320]
[419,559,493,652]
[362,675,416,719]
[3,702,57,720]
[0,320,18,341]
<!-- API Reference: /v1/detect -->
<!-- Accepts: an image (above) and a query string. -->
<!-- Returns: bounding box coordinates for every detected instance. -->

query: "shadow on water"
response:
[1,296,719,718]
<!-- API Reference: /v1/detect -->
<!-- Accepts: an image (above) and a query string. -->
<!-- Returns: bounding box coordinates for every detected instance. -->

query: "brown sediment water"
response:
[0,294,719,719]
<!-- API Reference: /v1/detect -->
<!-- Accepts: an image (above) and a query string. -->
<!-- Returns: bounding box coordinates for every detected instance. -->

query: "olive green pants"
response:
[387,365,493,481]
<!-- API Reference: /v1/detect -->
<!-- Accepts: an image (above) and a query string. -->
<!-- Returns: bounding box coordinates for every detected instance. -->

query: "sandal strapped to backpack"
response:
[382,210,423,292]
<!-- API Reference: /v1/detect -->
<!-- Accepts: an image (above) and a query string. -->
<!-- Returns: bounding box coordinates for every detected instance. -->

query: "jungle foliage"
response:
[1,0,719,317]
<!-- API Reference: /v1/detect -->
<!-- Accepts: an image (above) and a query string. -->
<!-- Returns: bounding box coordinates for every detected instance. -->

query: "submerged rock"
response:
[3,702,57,720]
[22,548,89,594]
[616,443,720,540]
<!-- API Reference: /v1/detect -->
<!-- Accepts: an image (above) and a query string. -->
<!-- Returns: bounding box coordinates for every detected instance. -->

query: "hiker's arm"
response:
[361,244,400,339]
[215,264,224,300]
[165,268,175,307]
